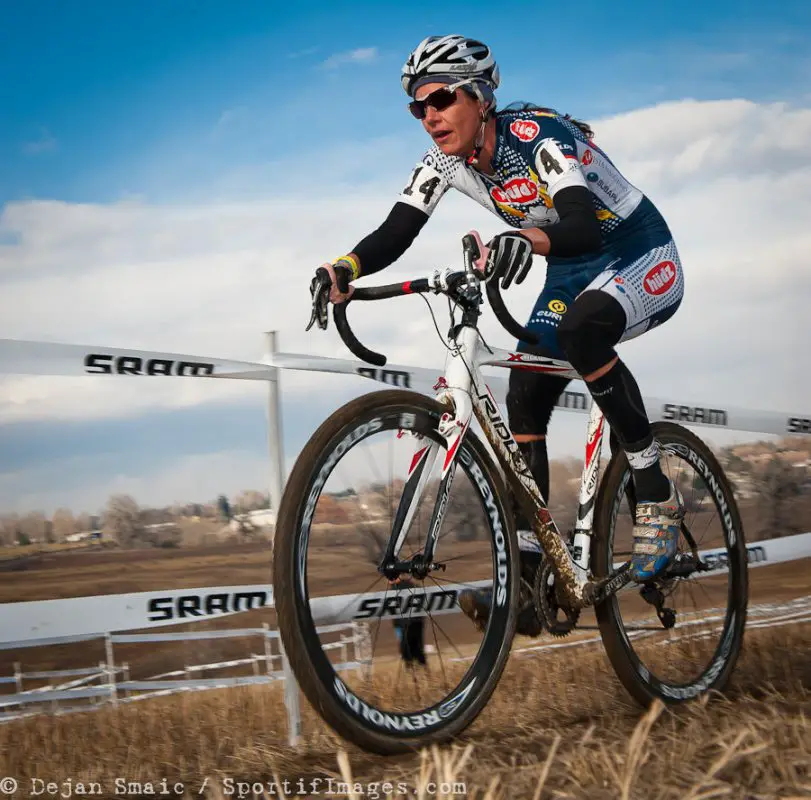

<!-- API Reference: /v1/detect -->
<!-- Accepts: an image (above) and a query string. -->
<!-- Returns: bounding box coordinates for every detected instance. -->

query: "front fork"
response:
[379,330,476,576]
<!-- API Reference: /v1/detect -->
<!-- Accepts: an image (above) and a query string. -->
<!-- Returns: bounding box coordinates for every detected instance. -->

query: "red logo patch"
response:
[509,119,540,142]
[643,261,677,296]
[582,150,594,165]
[491,177,538,205]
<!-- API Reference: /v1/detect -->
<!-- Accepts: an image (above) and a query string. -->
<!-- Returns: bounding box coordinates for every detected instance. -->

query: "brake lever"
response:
[305,267,332,331]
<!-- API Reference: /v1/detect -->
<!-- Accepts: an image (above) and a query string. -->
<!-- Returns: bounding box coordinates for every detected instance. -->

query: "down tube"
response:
[470,380,588,597]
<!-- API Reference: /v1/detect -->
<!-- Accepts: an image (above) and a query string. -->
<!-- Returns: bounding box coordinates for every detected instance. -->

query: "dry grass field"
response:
[1,533,810,798]
[0,623,809,799]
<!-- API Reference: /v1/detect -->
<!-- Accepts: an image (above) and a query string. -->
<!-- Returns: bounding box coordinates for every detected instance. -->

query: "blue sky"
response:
[2,0,811,516]
[4,0,810,205]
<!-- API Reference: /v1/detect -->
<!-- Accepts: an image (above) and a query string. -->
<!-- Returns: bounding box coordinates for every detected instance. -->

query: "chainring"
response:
[533,557,580,638]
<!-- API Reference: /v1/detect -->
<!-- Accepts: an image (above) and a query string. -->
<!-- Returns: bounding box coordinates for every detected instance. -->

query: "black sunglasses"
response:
[408,79,474,120]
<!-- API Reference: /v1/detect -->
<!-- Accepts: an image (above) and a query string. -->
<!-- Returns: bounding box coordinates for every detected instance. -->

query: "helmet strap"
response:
[466,111,489,167]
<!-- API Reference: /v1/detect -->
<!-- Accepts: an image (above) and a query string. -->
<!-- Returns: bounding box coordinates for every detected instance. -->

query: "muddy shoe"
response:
[630,480,685,582]
[458,532,544,637]
[458,588,491,633]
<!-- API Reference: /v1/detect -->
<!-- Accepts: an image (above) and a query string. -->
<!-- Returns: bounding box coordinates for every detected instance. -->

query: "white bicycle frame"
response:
[383,321,612,609]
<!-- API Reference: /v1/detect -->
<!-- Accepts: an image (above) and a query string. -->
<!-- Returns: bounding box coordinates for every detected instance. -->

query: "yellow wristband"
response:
[334,255,360,281]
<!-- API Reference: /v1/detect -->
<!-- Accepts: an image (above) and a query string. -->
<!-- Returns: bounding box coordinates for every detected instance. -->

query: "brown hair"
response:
[494,101,594,139]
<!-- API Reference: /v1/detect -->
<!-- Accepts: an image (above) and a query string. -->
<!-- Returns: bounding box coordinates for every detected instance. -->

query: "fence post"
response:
[13,662,21,694]
[263,623,273,677]
[264,330,286,554]
[95,661,106,705]
[104,632,118,707]
[279,637,301,748]
[123,663,130,698]
[354,622,372,681]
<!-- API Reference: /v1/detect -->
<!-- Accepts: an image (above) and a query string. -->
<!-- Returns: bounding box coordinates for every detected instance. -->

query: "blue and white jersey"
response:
[397,108,653,241]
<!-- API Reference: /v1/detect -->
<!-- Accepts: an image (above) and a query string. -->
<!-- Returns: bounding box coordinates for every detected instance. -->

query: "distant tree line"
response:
[0,487,273,549]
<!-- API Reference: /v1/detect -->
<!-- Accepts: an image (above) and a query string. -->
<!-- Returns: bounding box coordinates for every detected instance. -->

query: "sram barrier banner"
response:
[3,534,809,645]
[0,338,276,381]
[302,532,811,626]
[0,584,273,647]
[1,337,809,438]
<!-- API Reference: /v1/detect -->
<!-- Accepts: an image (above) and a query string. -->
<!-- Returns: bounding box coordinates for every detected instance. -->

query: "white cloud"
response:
[1,97,810,511]
[321,47,378,70]
[22,127,58,155]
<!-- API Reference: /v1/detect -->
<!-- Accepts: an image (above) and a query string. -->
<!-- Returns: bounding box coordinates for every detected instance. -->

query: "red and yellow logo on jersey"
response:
[509,119,540,142]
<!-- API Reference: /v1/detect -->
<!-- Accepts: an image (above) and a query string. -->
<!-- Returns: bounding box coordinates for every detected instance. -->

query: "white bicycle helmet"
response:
[401,34,500,99]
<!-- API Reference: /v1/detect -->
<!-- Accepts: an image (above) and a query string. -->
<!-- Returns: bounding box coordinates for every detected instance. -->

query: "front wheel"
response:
[593,421,748,706]
[272,389,520,754]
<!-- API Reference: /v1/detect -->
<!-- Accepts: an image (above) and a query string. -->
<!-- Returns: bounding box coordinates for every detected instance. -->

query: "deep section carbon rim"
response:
[286,394,518,744]
[595,423,747,703]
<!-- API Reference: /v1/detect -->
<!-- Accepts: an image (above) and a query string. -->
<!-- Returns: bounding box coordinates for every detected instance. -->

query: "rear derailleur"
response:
[639,582,677,629]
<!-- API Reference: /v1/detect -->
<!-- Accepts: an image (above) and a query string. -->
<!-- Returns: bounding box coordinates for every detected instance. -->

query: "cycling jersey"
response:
[396,108,659,247]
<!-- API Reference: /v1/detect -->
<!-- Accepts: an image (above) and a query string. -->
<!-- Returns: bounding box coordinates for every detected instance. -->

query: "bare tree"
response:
[103,494,143,548]
[18,512,48,544]
[234,490,269,513]
[755,455,806,538]
[0,514,19,547]
[75,512,93,533]
[446,478,483,542]
[142,523,182,548]
[360,525,388,566]
[51,508,76,541]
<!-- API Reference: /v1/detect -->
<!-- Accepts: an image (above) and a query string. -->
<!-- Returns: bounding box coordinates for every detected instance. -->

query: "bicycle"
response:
[272,233,748,755]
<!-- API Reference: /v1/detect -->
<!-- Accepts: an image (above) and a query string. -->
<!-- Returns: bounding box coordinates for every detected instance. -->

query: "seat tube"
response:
[572,400,606,571]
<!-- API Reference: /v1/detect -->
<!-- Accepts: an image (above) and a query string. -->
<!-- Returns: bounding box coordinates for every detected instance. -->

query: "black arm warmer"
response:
[542,185,603,258]
[351,202,428,276]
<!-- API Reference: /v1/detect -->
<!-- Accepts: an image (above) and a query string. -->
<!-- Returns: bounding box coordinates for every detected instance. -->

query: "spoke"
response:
[427,573,491,592]
[426,599,450,692]
[368,582,393,667]
[316,572,387,627]
[336,461,390,565]
[425,575,468,661]
[388,433,394,548]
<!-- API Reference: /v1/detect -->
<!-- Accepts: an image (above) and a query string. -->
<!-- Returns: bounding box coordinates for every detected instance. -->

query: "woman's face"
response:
[415,82,483,157]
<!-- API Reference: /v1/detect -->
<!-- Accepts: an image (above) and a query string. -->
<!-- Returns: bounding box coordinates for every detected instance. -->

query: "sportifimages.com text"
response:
[1,777,468,798]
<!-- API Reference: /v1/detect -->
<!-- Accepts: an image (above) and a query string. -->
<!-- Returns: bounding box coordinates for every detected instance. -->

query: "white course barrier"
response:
[1,332,810,745]
[4,533,806,648]
[0,621,370,739]
[1,531,809,738]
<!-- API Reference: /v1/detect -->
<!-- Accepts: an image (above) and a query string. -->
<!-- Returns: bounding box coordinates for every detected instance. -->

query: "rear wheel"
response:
[593,421,748,706]
[272,389,520,754]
